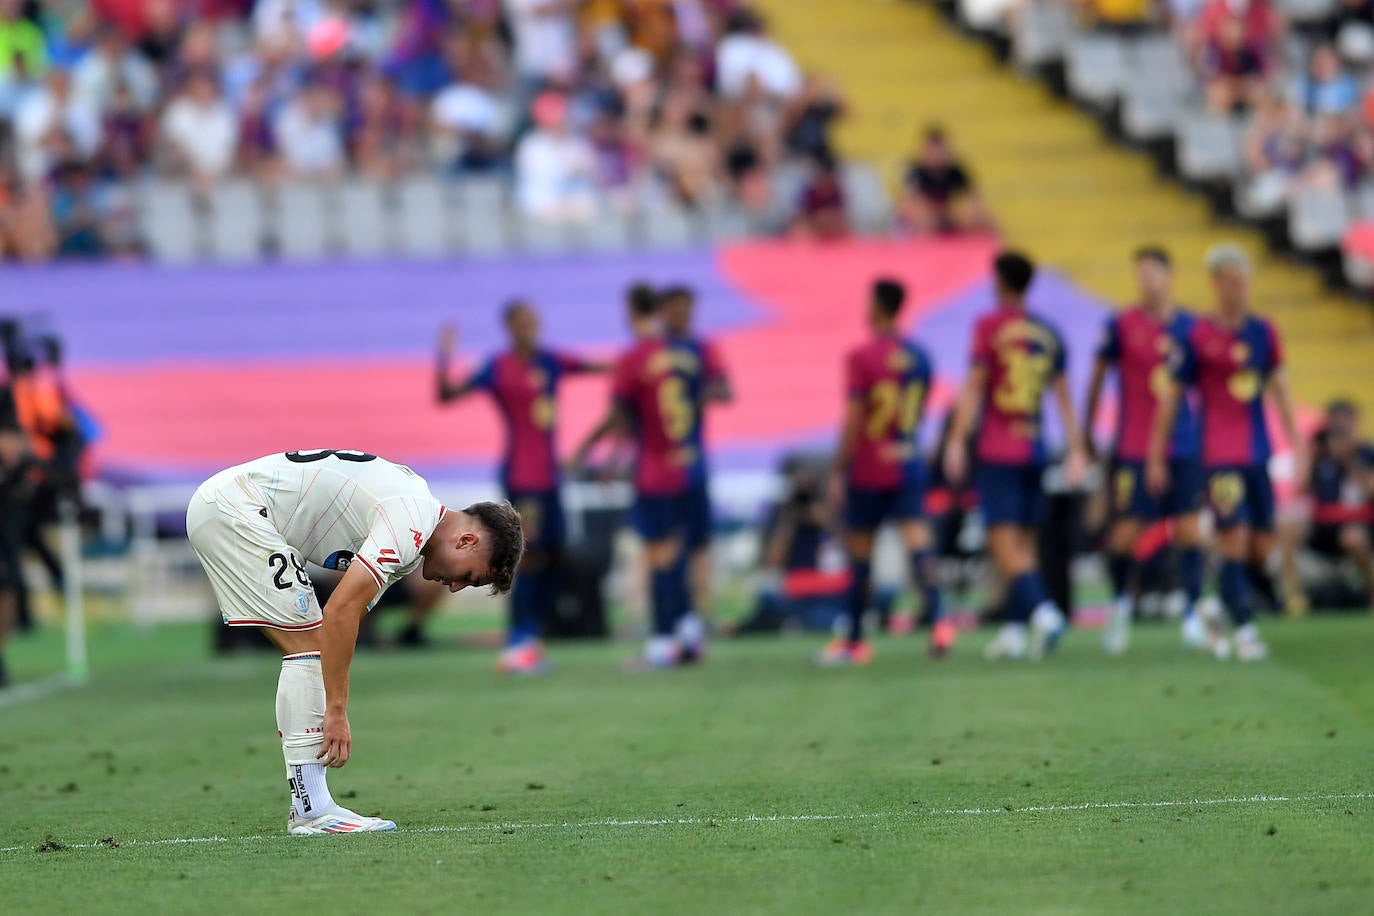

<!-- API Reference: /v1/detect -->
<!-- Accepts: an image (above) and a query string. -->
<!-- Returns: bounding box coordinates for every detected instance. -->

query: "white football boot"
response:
[1234,624,1269,662]
[288,805,397,836]
[1101,596,1132,656]
[1180,612,1209,650]
[983,624,1028,661]
[1028,603,1067,661]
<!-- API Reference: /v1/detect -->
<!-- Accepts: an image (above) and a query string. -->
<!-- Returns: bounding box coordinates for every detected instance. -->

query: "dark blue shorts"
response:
[974,462,1046,528]
[507,489,566,553]
[1205,465,1275,532]
[682,480,713,551]
[633,492,691,543]
[1112,458,1204,521]
[844,474,927,531]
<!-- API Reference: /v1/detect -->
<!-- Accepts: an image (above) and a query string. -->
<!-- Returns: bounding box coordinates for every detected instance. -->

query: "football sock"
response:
[1006,571,1049,624]
[909,549,943,625]
[1219,559,1252,626]
[650,567,679,637]
[508,571,540,646]
[1246,561,1280,611]
[1106,552,1133,601]
[845,558,872,645]
[676,612,705,649]
[287,762,335,819]
[1178,546,1203,618]
[276,654,335,818]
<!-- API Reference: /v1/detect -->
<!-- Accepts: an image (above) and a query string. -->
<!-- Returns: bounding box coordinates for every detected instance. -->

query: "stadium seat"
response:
[640,204,696,249]
[1176,112,1243,181]
[1012,2,1072,71]
[274,185,330,261]
[452,180,510,256]
[137,181,201,264]
[1277,0,1338,26]
[702,201,755,243]
[514,212,572,254]
[570,205,632,251]
[1288,185,1350,252]
[336,180,391,258]
[395,176,449,259]
[1066,34,1127,108]
[1121,79,1184,142]
[1352,181,1374,222]
[841,162,893,235]
[206,180,264,263]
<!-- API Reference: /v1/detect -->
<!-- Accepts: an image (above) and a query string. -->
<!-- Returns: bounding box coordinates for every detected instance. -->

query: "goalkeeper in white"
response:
[187,450,524,835]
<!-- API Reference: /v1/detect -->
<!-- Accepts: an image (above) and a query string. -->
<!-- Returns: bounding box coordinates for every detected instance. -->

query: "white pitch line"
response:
[3,792,1371,856]
[0,673,81,710]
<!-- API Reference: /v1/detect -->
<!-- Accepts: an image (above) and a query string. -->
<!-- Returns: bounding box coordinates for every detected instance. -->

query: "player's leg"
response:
[186,486,394,835]
[1006,465,1065,660]
[817,523,877,666]
[501,493,545,662]
[1102,515,1141,656]
[677,483,713,661]
[630,495,688,669]
[1206,468,1259,660]
[899,517,954,657]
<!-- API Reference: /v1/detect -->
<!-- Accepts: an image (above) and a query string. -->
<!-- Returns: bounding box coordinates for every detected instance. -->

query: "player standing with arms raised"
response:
[1148,245,1303,660]
[944,252,1088,660]
[1083,247,1207,654]
[187,450,524,834]
[660,285,732,627]
[436,300,606,674]
[819,278,954,666]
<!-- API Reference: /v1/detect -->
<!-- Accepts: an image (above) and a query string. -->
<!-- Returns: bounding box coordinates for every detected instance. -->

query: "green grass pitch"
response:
[3,615,1373,914]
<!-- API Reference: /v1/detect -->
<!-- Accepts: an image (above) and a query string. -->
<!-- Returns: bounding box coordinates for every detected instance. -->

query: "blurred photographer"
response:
[737,455,895,634]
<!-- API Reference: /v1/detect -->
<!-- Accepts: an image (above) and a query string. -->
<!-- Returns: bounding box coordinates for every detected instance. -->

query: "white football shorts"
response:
[187,470,323,631]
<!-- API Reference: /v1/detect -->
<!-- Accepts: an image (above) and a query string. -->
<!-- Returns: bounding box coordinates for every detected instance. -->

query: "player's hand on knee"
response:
[318,711,352,768]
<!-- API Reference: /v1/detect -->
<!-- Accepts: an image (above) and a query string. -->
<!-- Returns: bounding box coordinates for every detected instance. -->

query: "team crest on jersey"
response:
[1230,342,1250,364]
[1227,369,1260,402]
[295,591,311,615]
[322,551,354,570]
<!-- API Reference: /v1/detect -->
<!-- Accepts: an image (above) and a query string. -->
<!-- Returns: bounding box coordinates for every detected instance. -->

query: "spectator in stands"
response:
[348,72,416,181]
[504,0,579,95]
[273,79,346,180]
[1305,113,1373,189]
[13,69,103,186]
[898,125,992,234]
[0,164,55,261]
[1191,0,1282,67]
[1295,43,1360,116]
[1241,91,1307,209]
[0,0,48,90]
[715,8,801,101]
[431,61,508,175]
[791,152,849,240]
[50,160,110,258]
[1201,12,1268,112]
[160,70,239,191]
[587,102,641,204]
[514,90,597,224]
[652,101,721,208]
[783,73,846,163]
[72,24,159,115]
[96,80,152,180]
[1280,399,1374,610]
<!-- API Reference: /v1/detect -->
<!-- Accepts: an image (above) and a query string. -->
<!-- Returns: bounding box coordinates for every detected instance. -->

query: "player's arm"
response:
[1267,366,1305,491]
[942,364,986,485]
[1082,355,1110,462]
[1051,374,1088,487]
[435,324,482,404]
[315,561,378,768]
[571,401,630,471]
[1145,379,1182,496]
[828,397,865,506]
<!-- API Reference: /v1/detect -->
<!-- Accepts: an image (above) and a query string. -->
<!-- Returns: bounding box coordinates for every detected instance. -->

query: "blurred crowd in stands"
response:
[0,0,888,260]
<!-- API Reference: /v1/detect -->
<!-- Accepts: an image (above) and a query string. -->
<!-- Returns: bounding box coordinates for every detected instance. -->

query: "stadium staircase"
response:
[754,0,1374,419]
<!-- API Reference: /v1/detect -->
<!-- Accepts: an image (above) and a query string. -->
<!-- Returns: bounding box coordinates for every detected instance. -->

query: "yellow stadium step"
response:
[754,0,1374,418]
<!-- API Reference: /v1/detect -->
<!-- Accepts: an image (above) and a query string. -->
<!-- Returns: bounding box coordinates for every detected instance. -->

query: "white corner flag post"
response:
[58,494,88,684]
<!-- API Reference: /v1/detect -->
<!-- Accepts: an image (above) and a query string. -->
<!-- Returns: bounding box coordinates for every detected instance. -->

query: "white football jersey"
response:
[216,450,445,598]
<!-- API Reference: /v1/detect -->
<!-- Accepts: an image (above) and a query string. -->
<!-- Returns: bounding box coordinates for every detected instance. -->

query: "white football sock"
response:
[676,612,705,648]
[276,653,334,817]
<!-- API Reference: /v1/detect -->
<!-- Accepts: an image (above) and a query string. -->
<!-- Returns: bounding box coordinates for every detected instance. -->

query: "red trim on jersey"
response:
[224,618,322,631]
[355,554,386,587]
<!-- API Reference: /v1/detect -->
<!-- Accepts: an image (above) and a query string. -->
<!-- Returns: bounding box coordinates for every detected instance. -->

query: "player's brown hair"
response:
[464,501,526,595]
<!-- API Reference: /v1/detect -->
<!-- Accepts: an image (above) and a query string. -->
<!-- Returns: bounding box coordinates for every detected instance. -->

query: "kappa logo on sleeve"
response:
[411,528,423,548]
[376,548,400,566]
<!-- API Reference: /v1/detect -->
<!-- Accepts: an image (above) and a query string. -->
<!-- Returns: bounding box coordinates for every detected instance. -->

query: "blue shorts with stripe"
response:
[506,489,566,553]
[844,472,927,531]
[1204,464,1275,532]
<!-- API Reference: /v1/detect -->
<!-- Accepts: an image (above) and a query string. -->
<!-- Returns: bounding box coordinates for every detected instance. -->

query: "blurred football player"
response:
[1148,244,1303,661]
[436,300,607,674]
[944,251,1088,660]
[187,450,523,834]
[819,278,953,666]
[1083,246,1207,654]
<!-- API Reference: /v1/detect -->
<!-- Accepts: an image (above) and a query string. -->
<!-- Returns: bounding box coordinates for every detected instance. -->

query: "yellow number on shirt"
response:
[993,349,1052,415]
[1148,364,1173,401]
[658,376,694,442]
[531,395,555,430]
[867,380,925,440]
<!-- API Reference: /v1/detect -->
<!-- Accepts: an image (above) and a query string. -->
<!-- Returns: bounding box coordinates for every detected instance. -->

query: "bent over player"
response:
[187,450,524,834]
